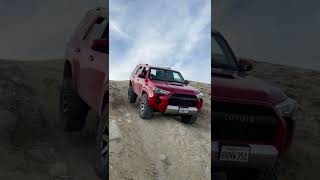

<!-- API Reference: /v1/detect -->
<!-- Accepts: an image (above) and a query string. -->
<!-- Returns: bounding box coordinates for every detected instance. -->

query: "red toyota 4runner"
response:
[59,7,108,179]
[212,31,297,179]
[128,64,204,124]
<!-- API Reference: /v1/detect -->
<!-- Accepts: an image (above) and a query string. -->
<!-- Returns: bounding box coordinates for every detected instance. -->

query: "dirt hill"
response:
[0,59,101,180]
[109,80,211,180]
[0,59,319,180]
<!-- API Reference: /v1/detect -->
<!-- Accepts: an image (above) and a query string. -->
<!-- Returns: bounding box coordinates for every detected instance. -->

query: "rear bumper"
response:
[164,105,198,115]
[212,141,278,169]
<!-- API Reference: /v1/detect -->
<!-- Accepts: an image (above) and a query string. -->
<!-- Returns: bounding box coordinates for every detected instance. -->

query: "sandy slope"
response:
[0,59,319,180]
[0,60,100,180]
[109,80,211,180]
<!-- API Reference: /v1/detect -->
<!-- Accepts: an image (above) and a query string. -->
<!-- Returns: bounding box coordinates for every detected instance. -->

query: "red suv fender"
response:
[64,59,80,91]
[142,85,153,98]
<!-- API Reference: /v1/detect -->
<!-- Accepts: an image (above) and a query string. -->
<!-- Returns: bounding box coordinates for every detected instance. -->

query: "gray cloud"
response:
[0,0,104,60]
[213,0,320,70]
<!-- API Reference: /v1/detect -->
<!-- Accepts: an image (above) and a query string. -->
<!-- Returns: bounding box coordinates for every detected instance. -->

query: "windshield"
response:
[212,34,238,70]
[149,68,185,83]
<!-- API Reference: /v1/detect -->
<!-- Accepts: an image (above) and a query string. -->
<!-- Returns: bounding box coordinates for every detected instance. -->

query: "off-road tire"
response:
[181,114,197,124]
[96,107,108,179]
[60,76,89,131]
[128,84,137,103]
[139,93,153,119]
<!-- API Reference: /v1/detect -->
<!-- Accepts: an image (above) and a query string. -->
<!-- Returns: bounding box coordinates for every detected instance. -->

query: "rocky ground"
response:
[0,59,319,180]
[0,60,101,180]
[109,80,211,180]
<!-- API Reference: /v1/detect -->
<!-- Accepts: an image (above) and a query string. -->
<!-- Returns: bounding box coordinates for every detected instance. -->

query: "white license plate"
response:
[219,145,250,162]
[179,107,189,113]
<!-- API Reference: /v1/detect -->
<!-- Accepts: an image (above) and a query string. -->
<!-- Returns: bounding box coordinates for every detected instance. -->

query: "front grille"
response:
[213,101,278,142]
[169,94,197,107]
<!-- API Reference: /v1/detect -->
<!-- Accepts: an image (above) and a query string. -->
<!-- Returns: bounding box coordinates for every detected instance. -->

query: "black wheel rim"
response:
[141,102,145,112]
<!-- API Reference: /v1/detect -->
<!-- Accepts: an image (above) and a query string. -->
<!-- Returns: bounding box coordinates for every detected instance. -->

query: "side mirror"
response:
[238,58,254,71]
[91,39,108,54]
[184,80,190,85]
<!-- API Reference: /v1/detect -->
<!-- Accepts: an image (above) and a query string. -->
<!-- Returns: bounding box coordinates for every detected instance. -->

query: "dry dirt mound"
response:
[0,60,100,180]
[1,59,318,180]
[109,80,211,180]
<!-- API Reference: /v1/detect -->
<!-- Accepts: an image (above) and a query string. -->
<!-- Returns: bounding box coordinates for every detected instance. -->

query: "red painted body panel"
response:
[212,31,294,158]
[65,8,108,117]
[130,64,203,112]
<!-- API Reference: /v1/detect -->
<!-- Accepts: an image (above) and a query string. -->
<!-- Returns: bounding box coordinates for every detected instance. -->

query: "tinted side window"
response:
[70,13,90,41]
[83,17,106,40]
[135,67,142,75]
[102,23,108,39]
[141,68,147,78]
[150,69,156,76]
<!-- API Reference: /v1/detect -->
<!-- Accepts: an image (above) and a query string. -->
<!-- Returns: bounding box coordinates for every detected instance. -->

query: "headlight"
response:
[154,87,171,95]
[196,92,204,99]
[275,97,298,117]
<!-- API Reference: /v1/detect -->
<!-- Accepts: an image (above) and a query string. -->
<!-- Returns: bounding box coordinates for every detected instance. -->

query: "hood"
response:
[152,80,200,95]
[213,68,287,104]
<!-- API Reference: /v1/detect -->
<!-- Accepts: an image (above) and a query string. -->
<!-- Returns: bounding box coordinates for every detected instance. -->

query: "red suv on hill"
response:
[128,64,204,124]
[212,31,297,179]
[59,7,108,179]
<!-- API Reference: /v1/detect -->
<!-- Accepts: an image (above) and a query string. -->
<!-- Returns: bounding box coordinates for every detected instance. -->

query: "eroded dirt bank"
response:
[109,80,211,180]
[0,60,319,180]
[0,60,100,180]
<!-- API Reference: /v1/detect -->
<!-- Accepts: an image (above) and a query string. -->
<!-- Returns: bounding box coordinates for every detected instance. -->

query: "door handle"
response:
[89,55,94,62]
[73,48,80,53]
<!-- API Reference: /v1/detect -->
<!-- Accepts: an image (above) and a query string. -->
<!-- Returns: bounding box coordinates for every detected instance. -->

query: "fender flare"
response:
[66,59,80,91]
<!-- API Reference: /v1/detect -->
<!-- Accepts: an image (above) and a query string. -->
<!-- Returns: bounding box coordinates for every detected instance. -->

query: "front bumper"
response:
[164,105,198,115]
[149,93,202,113]
[212,141,278,170]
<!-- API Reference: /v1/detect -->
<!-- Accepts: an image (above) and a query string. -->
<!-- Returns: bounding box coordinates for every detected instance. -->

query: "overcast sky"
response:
[109,0,211,83]
[213,0,320,70]
[0,0,103,60]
